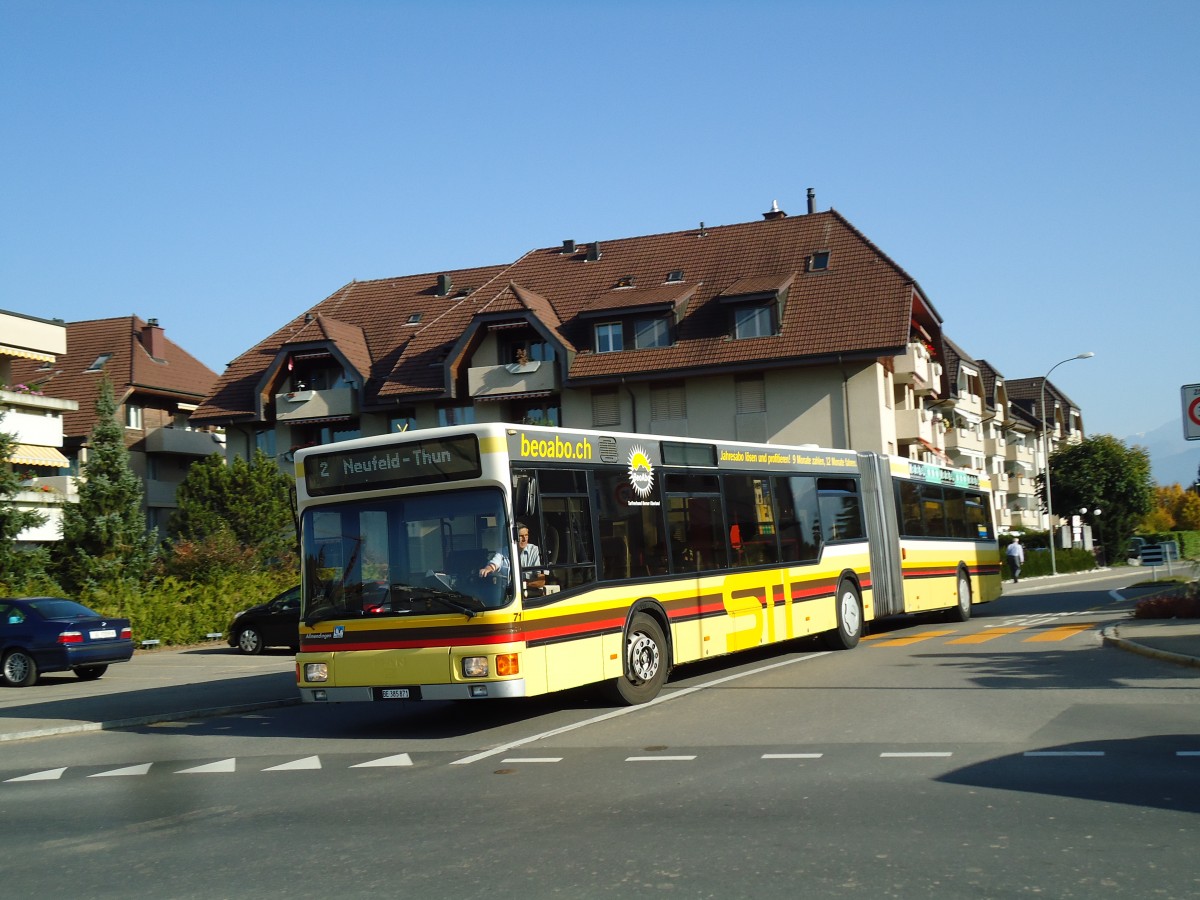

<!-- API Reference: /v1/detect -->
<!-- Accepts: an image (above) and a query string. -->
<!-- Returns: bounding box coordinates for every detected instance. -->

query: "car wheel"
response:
[74,665,108,681]
[609,612,668,705]
[237,627,264,655]
[823,578,863,650]
[2,649,39,687]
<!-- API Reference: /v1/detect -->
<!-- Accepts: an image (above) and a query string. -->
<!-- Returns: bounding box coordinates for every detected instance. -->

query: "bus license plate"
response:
[380,688,410,700]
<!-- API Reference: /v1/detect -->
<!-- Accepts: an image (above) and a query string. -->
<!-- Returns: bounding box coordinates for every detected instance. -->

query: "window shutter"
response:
[650,384,686,420]
[735,377,766,414]
[592,390,620,428]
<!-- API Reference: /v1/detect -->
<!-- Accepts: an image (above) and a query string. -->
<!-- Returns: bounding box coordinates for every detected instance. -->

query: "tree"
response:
[57,379,157,593]
[167,448,297,578]
[1044,434,1154,560]
[0,429,49,590]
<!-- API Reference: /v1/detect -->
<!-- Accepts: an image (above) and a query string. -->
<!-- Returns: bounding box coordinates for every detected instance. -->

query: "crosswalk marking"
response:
[869,629,958,647]
[946,627,1027,644]
[1023,623,1097,643]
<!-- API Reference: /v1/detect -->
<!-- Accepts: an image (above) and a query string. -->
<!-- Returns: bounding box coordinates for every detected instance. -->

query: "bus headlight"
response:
[462,657,488,678]
[304,663,329,682]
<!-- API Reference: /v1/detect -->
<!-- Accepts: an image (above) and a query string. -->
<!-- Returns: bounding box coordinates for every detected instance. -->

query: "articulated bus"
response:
[294,424,1002,705]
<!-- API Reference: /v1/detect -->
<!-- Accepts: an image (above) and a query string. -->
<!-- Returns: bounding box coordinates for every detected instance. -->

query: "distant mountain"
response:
[1123,420,1200,487]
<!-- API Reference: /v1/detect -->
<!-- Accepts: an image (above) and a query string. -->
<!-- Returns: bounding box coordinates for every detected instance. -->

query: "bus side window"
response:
[920,484,947,537]
[775,476,820,563]
[896,481,925,536]
[817,478,864,543]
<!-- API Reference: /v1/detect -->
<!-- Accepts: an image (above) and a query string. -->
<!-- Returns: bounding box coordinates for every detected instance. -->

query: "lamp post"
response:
[1041,352,1094,575]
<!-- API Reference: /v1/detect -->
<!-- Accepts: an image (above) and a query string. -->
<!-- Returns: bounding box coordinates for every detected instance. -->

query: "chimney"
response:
[436,274,453,297]
[762,199,787,220]
[806,187,816,214]
[142,318,164,359]
[562,239,576,254]
[586,242,602,262]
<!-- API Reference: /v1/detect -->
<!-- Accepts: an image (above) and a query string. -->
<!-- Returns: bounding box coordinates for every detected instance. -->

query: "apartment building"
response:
[0,309,77,543]
[9,316,221,536]
[191,200,1084,533]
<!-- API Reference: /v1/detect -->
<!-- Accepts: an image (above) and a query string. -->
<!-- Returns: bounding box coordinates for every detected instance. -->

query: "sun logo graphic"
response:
[627,445,655,500]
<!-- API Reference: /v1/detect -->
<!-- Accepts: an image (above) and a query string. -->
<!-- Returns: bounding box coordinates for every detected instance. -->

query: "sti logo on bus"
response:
[627,445,655,500]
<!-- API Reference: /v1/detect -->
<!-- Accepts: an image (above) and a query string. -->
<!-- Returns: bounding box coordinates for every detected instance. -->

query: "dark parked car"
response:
[227,586,300,654]
[0,597,134,687]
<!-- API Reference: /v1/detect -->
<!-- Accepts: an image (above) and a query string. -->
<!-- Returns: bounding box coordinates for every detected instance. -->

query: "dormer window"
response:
[633,315,670,349]
[734,304,776,339]
[808,251,830,272]
[595,322,623,353]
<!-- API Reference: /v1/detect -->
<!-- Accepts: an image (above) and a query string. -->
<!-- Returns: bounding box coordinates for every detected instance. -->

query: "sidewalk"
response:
[0,644,298,743]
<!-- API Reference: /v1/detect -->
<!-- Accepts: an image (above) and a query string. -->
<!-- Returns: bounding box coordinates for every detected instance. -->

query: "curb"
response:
[1101,625,1200,671]
[0,696,301,744]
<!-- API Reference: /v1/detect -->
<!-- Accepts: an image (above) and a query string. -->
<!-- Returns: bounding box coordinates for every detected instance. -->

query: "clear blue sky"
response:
[3,1,1198,481]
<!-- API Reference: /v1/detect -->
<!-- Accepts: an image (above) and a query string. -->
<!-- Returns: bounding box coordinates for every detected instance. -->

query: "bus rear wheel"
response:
[823,579,862,650]
[610,613,667,705]
[947,568,972,622]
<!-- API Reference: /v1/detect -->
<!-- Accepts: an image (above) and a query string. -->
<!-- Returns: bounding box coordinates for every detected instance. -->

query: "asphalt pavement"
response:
[0,572,1195,743]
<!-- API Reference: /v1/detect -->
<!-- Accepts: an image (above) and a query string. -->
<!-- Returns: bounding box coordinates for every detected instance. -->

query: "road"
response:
[2,569,1198,899]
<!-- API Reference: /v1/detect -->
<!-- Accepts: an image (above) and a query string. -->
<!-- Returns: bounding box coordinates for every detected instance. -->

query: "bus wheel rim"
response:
[841,590,861,634]
[628,632,660,682]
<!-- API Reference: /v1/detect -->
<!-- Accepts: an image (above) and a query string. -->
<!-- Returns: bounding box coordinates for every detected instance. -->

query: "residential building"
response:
[0,309,77,543]
[191,200,1085,536]
[9,316,222,536]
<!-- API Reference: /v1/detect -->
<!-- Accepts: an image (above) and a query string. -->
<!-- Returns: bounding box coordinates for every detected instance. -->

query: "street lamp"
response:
[1041,351,1095,575]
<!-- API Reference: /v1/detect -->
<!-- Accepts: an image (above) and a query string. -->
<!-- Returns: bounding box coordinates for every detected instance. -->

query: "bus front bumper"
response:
[300,679,528,703]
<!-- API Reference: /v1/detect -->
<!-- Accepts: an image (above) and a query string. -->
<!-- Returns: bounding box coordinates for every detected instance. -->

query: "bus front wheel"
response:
[611,613,667,705]
[824,580,862,650]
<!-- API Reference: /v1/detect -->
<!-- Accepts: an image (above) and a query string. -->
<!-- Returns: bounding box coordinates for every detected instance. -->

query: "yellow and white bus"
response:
[294,424,1001,705]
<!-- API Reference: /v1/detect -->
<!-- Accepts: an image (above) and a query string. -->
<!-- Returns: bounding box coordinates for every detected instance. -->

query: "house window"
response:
[86,353,113,373]
[650,383,687,421]
[734,305,775,339]
[808,251,830,271]
[438,405,476,427]
[592,389,620,428]
[255,428,277,458]
[390,410,418,433]
[511,401,559,427]
[735,376,766,413]
[595,322,623,353]
[125,404,143,430]
[633,316,671,349]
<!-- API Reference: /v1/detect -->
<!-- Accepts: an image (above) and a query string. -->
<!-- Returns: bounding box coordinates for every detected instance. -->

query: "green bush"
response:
[80,571,296,647]
[1019,546,1097,578]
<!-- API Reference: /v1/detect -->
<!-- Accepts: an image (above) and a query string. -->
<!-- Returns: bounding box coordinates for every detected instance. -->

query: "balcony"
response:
[275,387,358,422]
[893,343,942,396]
[467,361,560,399]
[144,426,226,457]
[895,406,940,447]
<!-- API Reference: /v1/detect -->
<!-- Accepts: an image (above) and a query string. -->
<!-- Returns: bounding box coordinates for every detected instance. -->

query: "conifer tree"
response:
[57,379,157,593]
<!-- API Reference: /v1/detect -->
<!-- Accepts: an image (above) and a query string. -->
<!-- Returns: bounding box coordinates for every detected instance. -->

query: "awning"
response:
[473,390,554,402]
[916,438,953,464]
[5,443,70,467]
[0,344,56,363]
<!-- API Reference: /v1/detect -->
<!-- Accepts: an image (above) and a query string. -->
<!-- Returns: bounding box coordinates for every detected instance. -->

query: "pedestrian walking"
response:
[1006,537,1025,583]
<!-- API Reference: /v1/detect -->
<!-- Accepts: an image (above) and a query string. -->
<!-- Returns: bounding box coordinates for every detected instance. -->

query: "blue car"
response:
[0,597,134,687]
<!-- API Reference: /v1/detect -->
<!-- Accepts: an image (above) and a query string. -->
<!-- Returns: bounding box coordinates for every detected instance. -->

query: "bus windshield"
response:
[301,487,514,624]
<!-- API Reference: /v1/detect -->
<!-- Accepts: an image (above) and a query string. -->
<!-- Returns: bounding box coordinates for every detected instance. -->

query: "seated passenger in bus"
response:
[515,522,547,595]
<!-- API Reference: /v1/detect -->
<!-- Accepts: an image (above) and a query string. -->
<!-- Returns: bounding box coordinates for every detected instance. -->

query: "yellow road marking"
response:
[1023,623,1097,642]
[946,627,1026,644]
[869,629,958,647]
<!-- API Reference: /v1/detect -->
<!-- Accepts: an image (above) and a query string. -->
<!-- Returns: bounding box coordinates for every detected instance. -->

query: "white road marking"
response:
[350,753,413,768]
[176,758,237,773]
[5,767,66,782]
[263,755,322,771]
[90,763,152,777]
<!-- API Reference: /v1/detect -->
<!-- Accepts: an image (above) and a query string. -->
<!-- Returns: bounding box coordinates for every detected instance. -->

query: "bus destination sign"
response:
[304,435,481,496]
[909,461,980,491]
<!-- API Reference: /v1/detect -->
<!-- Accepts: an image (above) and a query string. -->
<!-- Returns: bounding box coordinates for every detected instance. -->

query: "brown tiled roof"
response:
[196,210,934,420]
[192,265,510,422]
[9,316,218,438]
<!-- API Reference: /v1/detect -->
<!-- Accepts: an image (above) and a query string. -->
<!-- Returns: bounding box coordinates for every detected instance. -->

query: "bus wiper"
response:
[389,583,479,619]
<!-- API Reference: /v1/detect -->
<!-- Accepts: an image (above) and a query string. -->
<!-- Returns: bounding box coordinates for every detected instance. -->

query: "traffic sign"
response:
[1185,384,1200,440]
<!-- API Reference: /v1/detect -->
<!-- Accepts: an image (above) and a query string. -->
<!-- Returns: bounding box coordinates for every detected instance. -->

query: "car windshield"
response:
[300,487,513,625]
[26,599,101,620]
